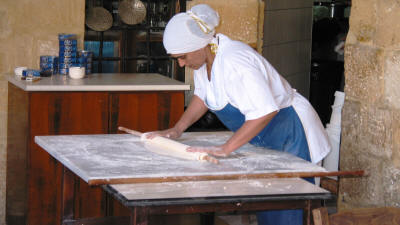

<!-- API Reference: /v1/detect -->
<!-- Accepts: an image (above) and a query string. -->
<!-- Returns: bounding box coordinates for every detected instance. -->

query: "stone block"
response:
[344,44,384,103]
[382,165,400,207]
[0,86,7,113]
[384,50,400,109]
[343,100,392,159]
[340,99,395,208]
[338,153,386,208]
[1,36,34,71]
[375,0,400,48]
[0,7,11,40]
[0,139,5,225]
[349,0,377,44]
[0,51,9,73]
[0,112,6,143]
[392,110,400,168]
[188,0,262,46]
[359,105,393,158]
[0,83,7,145]
[341,100,362,156]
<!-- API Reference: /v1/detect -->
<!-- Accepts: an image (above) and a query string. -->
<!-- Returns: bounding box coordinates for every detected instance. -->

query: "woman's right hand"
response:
[144,127,183,140]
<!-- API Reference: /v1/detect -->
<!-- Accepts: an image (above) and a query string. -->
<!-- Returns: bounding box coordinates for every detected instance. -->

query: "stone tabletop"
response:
[6,73,191,91]
[34,132,327,185]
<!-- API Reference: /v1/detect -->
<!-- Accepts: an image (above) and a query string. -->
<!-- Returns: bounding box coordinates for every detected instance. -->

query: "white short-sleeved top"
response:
[193,34,331,163]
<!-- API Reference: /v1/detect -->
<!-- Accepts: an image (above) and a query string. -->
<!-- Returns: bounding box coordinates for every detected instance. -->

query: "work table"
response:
[6,73,190,91]
[34,132,331,225]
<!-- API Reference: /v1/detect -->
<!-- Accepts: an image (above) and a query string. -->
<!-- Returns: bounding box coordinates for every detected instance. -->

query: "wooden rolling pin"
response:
[118,126,219,164]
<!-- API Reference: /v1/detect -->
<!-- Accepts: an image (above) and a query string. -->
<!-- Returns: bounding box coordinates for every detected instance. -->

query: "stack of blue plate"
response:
[58,34,77,75]
[40,56,58,76]
[78,50,94,75]
[22,69,41,77]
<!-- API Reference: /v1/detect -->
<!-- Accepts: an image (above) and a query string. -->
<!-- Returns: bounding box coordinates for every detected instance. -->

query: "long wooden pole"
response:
[88,170,365,185]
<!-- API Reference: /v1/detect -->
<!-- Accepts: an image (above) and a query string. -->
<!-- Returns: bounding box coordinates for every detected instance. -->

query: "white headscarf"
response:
[163,4,220,54]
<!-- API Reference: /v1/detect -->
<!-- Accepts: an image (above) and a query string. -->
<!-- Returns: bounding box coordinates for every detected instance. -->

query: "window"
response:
[84,0,185,81]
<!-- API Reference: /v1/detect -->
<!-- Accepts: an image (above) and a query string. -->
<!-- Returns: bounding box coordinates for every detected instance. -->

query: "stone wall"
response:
[184,0,265,105]
[0,0,85,224]
[339,0,400,209]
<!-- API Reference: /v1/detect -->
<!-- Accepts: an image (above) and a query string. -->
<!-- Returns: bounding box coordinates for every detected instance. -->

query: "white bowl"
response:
[69,67,85,79]
[14,67,27,76]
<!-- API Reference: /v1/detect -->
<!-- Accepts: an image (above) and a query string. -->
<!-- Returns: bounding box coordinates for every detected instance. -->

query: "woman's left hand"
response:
[187,145,231,157]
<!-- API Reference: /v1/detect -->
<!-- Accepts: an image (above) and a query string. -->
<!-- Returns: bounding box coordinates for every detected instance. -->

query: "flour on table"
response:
[34,132,327,183]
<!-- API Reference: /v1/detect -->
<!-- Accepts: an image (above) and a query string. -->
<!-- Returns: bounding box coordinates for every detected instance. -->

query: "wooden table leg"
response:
[303,200,312,225]
[200,212,215,225]
[131,207,149,225]
[62,166,75,224]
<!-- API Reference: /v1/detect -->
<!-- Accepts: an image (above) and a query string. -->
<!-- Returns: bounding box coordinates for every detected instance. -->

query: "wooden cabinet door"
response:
[28,92,109,225]
[108,91,185,215]
[109,91,185,133]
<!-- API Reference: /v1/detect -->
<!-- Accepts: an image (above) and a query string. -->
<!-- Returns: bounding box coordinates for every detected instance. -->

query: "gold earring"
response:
[210,43,218,54]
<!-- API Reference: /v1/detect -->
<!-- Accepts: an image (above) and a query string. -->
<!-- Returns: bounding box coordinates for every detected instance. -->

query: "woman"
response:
[149,4,331,225]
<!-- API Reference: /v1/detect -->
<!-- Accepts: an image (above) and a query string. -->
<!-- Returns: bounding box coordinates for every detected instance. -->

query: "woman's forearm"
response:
[222,111,278,154]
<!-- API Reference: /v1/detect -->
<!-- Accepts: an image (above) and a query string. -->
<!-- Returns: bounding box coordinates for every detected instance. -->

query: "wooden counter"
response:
[7,73,190,91]
[6,73,189,225]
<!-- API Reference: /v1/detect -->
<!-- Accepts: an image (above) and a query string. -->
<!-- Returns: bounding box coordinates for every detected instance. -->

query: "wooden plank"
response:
[74,177,108,219]
[320,177,338,195]
[132,207,149,225]
[62,167,75,221]
[28,140,64,225]
[330,207,400,225]
[62,216,130,225]
[109,92,184,133]
[29,92,109,225]
[312,207,330,225]
[6,83,29,224]
[108,91,184,217]
[108,195,131,216]
[90,170,364,185]
[304,200,312,225]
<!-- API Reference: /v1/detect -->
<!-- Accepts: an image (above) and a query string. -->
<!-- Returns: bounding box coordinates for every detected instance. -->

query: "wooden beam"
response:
[62,216,130,225]
[88,170,365,185]
[312,207,330,225]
